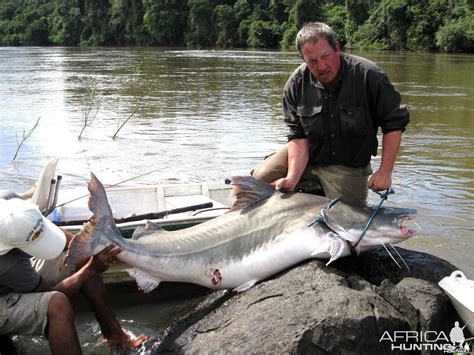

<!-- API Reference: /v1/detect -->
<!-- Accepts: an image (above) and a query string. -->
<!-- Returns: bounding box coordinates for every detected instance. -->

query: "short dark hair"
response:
[296,22,337,54]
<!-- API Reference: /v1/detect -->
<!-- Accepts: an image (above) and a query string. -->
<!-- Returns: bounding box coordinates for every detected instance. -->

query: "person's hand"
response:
[271,177,298,192]
[368,169,392,191]
[87,244,123,274]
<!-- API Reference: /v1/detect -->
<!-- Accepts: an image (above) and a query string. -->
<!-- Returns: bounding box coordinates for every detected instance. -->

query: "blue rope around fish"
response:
[350,188,395,254]
[307,188,395,254]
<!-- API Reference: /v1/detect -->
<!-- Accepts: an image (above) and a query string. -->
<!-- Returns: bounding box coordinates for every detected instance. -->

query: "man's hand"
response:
[271,177,298,192]
[370,130,401,191]
[368,169,392,191]
[87,244,123,274]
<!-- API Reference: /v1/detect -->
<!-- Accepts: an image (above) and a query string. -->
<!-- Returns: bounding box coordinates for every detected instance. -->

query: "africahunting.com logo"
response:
[379,321,472,353]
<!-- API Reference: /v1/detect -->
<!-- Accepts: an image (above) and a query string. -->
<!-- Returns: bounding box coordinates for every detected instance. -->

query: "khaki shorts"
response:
[251,144,372,206]
[0,290,59,335]
[0,252,75,336]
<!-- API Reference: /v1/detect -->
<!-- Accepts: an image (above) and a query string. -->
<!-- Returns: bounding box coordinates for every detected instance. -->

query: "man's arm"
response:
[34,244,122,297]
[273,138,309,191]
[368,130,401,191]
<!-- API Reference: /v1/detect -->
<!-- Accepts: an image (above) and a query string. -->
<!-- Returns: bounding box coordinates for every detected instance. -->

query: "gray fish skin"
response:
[66,174,417,293]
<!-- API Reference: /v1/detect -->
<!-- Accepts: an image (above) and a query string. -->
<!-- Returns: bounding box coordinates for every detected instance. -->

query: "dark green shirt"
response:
[282,52,409,168]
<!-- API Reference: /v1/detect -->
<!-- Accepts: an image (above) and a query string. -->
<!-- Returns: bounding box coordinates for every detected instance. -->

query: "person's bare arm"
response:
[33,244,122,297]
[368,130,402,191]
[272,138,309,191]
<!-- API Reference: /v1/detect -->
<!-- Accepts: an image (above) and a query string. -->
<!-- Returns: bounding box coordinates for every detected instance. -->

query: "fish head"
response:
[321,203,418,254]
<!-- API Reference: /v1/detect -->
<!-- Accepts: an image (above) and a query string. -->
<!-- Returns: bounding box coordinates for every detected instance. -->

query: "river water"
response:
[0,47,473,353]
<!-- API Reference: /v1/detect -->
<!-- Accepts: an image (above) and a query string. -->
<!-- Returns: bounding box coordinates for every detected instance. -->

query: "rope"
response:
[307,189,394,255]
[350,188,395,254]
[307,197,340,227]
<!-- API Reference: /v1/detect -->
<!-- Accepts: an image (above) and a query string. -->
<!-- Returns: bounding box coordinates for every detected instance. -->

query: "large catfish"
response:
[66,173,417,293]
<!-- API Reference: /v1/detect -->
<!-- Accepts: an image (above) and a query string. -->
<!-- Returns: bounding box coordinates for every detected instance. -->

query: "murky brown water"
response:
[1,47,472,353]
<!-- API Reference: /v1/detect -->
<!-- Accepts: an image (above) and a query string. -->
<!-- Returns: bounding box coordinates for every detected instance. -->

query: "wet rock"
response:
[156,248,459,354]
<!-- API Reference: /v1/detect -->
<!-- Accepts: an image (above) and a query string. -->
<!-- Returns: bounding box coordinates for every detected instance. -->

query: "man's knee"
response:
[47,292,74,324]
[251,145,289,182]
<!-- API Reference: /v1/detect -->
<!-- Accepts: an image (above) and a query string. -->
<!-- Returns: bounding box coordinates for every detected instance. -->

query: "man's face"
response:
[301,37,341,89]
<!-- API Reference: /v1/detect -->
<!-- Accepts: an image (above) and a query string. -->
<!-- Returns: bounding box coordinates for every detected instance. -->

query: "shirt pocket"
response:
[297,105,324,138]
[339,105,367,136]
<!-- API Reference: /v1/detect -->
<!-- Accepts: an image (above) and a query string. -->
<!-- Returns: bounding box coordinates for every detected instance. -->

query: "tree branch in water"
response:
[12,117,40,161]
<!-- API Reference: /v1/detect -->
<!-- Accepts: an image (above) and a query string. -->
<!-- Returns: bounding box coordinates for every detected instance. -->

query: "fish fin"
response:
[233,279,259,293]
[326,233,351,265]
[66,173,122,266]
[132,220,167,240]
[226,176,274,211]
[320,208,349,236]
[88,173,115,221]
[308,232,347,266]
[66,221,96,266]
[87,173,122,238]
[127,268,161,293]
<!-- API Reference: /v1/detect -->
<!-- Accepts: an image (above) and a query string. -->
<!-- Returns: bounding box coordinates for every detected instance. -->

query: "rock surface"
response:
[153,248,460,354]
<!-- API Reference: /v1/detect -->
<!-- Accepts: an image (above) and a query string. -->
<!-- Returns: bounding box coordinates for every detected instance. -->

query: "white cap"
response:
[0,198,66,260]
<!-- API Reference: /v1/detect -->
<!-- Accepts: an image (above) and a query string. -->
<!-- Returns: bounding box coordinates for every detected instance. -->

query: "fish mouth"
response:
[399,213,418,237]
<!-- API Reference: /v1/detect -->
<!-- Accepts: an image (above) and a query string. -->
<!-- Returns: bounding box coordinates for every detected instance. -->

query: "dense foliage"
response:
[0,0,472,52]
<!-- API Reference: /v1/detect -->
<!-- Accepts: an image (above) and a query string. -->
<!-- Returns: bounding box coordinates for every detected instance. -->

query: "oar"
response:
[53,201,214,226]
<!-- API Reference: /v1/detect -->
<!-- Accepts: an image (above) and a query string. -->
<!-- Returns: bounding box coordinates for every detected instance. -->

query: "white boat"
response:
[50,181,233,235]
[438,270,474,336]
[30,159,233,234]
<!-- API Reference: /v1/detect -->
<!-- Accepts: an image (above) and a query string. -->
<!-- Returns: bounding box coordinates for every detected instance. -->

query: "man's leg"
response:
[251,144,324,194]
[47,293,81,355]
[0,291,81,355]
[312,164,372,205]
[80,273,146,347]
[251,145,289,183]
[34,254,146,348]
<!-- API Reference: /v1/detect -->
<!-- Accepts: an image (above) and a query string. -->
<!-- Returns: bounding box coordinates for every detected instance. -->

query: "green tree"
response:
[0,0,472,52]
[80,0,111,45]
[109,0,145,45]
[405,0,449,51]
[352,0,410,50]
[323,3,348,47]
[0,0,52,45]
[215,4,238,47]
[280,0,323,49]
[186,0,216,46]
[247,19,279,47]
[435,0,474,52]
[294,0,324,28]
[49,0,83,45]
[143,0,187,45]
[345,0,374,26]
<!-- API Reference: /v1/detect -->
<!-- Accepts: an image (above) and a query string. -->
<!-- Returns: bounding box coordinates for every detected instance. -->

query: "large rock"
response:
[154,248,459,354]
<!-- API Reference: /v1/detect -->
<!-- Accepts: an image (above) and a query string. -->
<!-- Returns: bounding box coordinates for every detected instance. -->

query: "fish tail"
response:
[66,221,97,265]
[87,172,115,221]
[66,172,122,266]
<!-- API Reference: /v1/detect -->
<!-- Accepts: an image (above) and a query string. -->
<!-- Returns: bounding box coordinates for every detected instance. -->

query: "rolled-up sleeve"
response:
[370,72,410,133]
[282,72,307,141]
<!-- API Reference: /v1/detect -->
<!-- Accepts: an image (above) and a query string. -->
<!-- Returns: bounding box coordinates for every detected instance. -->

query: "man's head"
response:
[0,198,66,259]
[296,22,341,89]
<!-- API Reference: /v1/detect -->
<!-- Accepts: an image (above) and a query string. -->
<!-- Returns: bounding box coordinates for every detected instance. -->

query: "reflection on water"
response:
[1,48,473,352]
